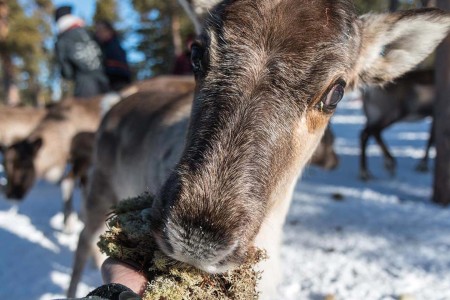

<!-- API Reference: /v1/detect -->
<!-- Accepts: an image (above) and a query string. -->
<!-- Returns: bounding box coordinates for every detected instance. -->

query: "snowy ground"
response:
[1,98,449,300]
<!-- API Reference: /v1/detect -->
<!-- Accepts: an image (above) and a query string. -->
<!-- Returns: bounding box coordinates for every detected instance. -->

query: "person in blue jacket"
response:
[95,20,132,91]
[54,6,109,98]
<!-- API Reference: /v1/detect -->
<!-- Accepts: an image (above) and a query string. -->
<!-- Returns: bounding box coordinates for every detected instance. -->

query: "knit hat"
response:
[54,5,72,22]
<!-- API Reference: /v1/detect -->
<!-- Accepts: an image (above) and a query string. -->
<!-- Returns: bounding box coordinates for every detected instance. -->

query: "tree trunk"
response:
[422,0,437,7]
[29,76,43,107]
[389,0,399,11]
[167,0,182,74]
[177,0,202,34]
[0,51,20,106]
[433,0,450,206]
[171,12,182,57]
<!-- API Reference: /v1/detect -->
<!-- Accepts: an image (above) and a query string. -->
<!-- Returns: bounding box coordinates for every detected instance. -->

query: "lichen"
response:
[98,193,265,300]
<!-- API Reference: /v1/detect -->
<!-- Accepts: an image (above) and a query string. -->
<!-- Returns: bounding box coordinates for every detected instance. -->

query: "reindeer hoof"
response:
[384,159,396,176]
[359,170,373,181]
[63,212,79,234]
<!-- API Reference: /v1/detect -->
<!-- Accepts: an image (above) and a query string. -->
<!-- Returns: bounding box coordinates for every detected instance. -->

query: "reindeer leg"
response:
[78,174,89,223]
[67,170,117,297]
[61,170,76,233]
[359,127,373,181]
[75,157,91,223]
[373,130,396,176]
[416,120,435,172]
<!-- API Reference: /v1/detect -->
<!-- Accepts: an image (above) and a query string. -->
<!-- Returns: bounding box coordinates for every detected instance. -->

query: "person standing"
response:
[95,20,131,91]
[172,35,194,76]
[54,6,109,98]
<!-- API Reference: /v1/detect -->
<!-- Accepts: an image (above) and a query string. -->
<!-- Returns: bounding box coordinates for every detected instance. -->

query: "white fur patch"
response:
[100,93,122,116]
[254,116,326,300]
[45,166,65,183]
[61,177,75,203]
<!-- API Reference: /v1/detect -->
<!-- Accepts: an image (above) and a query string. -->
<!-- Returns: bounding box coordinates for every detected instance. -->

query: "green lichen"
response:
[98,193,265,300]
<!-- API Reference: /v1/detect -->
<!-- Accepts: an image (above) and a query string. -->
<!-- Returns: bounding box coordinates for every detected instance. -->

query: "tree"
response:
[0,0,54,106]
[131,0,194,77]
[389,0,400,11]
[353,0,427,13]
[433,0,450,206]
[93,0,118,23]
[353,0,387,13]
[24,0,54,106]
[0,0,19,105]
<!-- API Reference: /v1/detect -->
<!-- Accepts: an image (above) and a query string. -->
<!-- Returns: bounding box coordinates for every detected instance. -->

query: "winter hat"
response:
[54,5,72,22]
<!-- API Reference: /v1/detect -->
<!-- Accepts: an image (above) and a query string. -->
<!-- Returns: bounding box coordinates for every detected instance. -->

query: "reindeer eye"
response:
[191,42,205,75]
[318,81,346,112]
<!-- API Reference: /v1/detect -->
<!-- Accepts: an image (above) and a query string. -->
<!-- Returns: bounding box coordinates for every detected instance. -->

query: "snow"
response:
[1,98,449,299]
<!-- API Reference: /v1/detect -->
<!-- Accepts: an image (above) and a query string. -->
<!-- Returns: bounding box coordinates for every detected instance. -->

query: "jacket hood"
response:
[57,15,85,34]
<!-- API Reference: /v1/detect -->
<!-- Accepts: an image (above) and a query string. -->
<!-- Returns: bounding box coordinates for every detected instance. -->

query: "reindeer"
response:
[1,88,136,227]
[0,106,46,194]
[1,88,142,228]
[0,106,46,148]
[311,125,339,170]
[359,69,435,180]
[2,98,102,227]
[67,1,450,298]
[60,131,96,223]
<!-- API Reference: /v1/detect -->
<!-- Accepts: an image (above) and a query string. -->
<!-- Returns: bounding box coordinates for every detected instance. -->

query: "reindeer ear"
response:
[189,0,221,15]
[355,8,450,85]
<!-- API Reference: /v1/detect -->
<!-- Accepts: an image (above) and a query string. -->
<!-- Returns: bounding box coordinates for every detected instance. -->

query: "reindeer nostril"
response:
[161,222,240,273]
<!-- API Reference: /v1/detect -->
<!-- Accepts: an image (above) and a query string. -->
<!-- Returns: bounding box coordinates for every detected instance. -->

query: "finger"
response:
[101,258,147,296]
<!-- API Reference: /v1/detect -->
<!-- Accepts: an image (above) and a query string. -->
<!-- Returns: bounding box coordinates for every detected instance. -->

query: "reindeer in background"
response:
[2,98,102,229]
[0,106,46,149]
[0,106,46,193]
[359,69,436,180]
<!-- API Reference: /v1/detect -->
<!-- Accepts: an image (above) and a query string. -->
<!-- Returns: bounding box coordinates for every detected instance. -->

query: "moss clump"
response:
[98,193,266,300]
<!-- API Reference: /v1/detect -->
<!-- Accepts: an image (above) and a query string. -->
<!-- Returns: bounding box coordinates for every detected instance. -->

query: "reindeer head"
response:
[3,138,42,200]
[152,0,450,273]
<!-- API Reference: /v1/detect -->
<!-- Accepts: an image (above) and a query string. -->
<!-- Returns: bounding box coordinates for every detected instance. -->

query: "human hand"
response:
[101,257,147,296]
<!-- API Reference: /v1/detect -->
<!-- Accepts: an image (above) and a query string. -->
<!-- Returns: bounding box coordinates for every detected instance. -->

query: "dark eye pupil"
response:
[325,84,345,108]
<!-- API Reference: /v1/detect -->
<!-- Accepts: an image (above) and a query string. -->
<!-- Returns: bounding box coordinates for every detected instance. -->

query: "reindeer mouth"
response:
[5,188,27,200]
[152,221,242,274]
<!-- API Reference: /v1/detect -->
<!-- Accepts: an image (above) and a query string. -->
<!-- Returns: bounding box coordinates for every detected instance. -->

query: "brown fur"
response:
[67,1,450,298]
[3,97,102,200]
[310,126,339,170]
[0,106,46,147]
[67,76,195,297]
[151,0,359,274]
[307,109,332,133]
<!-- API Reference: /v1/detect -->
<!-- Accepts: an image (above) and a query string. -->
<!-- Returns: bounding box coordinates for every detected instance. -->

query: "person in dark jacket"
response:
[54,6,109,98]
[95,20,132,91]
[172,35,194,76]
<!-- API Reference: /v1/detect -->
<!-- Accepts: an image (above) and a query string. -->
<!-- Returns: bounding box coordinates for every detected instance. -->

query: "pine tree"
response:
[93,0,118,23]
[131,0,194,77]
[0,0,53,106]
[24,0,54,106]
